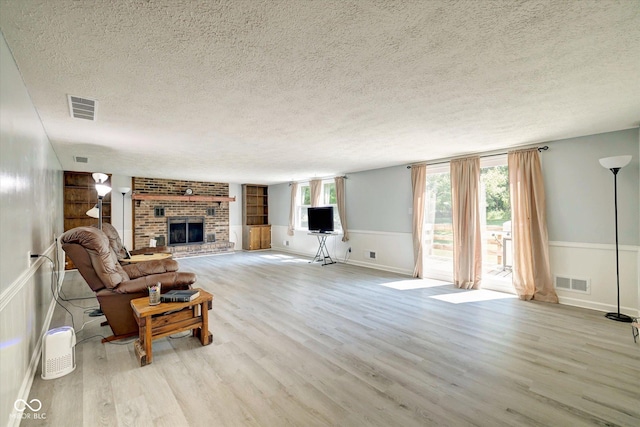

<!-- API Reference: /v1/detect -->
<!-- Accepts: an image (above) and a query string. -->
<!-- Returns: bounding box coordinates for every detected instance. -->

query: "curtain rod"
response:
[289,175,348,186]
[407,145,549,169]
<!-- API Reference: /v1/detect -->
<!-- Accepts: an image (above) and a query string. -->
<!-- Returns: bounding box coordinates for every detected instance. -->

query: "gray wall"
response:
[543,128,639,245]
[269,165,413,233]
[0,32,64,425]
[269,182,291,227]
[345,165,412,233]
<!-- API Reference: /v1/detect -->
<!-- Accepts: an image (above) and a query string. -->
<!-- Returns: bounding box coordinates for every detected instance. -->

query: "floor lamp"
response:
[599,155,633,323]
[86,173,111,228]
[117,186,131,240]
[87,173,111,317]
[93,173,112,230]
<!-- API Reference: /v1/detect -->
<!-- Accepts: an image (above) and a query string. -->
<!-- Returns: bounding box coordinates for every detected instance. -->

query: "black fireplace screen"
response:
[168,217,204,245]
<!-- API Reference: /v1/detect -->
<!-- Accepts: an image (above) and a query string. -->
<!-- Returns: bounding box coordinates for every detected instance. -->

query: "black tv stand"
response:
[308,232,336,266]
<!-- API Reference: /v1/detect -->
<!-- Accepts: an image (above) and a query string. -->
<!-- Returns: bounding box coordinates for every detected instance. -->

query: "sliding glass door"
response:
[422,158,513,292]
[479,156,513,292]
[423,164,453,281]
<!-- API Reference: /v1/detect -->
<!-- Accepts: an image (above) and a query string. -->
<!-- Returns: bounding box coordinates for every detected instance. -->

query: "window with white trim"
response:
[296,180,342,231]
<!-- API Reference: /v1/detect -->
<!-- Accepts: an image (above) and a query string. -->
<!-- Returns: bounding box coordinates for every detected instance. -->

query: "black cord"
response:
[75,335,136,346]
[37,242,136,348]
[33,254,76,330]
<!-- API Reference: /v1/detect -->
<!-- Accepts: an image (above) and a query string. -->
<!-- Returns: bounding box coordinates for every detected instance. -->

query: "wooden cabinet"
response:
[64,171,111,269]
[243,225,271,250]
[242,184,270,250]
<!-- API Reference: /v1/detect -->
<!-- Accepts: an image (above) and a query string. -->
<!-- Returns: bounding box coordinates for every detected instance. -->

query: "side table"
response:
[130,288,213,366]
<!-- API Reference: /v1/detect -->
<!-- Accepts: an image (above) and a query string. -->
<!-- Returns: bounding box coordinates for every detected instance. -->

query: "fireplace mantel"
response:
[132,193,236,203]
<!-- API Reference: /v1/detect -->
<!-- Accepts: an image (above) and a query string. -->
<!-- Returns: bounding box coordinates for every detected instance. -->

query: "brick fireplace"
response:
[132,177,235,258]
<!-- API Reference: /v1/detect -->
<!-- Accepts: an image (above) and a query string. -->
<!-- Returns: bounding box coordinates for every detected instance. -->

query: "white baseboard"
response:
[271,246,413,276]
[557,296,638,317]
[341,258,413,276]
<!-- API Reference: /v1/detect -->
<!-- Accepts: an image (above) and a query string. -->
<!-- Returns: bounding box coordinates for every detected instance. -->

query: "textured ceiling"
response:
[1,0,639,184]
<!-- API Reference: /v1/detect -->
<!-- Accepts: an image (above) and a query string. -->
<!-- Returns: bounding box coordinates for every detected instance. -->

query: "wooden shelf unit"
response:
[242,184,271,250]
[63,171,111,269]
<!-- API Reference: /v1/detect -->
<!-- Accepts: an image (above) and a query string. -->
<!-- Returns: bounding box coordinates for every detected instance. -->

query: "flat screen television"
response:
[308,206,334,233]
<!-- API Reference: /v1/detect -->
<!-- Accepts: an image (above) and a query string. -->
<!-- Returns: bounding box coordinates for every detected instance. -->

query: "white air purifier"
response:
[41,326,76,380]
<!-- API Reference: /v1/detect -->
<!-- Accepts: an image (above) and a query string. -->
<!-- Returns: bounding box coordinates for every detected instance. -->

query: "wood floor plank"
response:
[22,250,640,426]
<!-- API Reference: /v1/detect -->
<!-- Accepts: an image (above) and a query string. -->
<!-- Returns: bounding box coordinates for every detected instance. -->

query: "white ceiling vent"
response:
[67,95,97,121]
[73,156,89,163]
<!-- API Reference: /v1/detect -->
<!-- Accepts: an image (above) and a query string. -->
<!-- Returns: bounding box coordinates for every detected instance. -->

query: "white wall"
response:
[229,183,243,250]
[0,33,65,426]
[269,129,640,316]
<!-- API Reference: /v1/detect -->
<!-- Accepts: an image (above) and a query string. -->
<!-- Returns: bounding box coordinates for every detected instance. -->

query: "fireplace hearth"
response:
[168,217,204,245]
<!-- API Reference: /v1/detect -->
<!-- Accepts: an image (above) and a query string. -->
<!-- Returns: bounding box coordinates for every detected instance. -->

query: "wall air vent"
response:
[73,156,89,163]
[554,275,590,294]
[67,95,97,121]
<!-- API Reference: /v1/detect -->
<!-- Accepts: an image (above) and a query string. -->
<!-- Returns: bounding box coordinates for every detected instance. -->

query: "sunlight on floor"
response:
[379,278,450,290]
[260,253,309,263]
[430,289,518,304]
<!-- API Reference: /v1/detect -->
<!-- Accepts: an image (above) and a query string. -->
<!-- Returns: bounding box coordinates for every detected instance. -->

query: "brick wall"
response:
[133,177,233,257]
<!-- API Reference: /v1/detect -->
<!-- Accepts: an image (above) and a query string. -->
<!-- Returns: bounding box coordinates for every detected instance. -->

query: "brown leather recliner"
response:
[60,226,197,341]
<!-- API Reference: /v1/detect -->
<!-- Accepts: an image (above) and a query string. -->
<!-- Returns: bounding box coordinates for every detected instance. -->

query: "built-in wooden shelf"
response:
[131,193,236,202]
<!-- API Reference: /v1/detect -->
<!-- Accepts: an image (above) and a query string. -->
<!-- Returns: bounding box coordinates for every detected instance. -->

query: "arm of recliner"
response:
[122,259,179,279]
[114,271,197,294]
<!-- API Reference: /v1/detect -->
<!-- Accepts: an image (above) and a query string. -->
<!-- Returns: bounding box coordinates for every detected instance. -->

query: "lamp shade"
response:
[86,205,99,218]
[117,186,131,194]
[92,172,109,184]
[599,155,632,170]
[96,184,112,197]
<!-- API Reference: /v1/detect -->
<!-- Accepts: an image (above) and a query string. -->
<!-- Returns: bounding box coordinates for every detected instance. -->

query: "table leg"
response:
[144,315,153,364]
[200,300,212,345]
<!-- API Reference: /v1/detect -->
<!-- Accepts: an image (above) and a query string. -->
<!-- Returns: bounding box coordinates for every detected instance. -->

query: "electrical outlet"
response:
[283,240,290,246]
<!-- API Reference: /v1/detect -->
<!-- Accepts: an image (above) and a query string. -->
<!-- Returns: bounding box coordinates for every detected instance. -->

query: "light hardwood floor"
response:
[24,251,639,426]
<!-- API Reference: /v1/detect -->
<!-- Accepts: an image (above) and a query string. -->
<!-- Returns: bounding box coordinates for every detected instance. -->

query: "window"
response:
[296,180,342,231]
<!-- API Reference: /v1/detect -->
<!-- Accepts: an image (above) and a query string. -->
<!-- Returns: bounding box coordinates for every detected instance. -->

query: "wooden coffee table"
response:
[130,288,213,366]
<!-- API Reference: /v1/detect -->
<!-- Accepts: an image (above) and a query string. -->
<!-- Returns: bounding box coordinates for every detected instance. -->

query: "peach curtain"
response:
[334,176,349,242]
[451,157,482,289]
[411,165,427,278]
[508,149,558,302]
[310,179,322,207]
[287,182,297,236]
